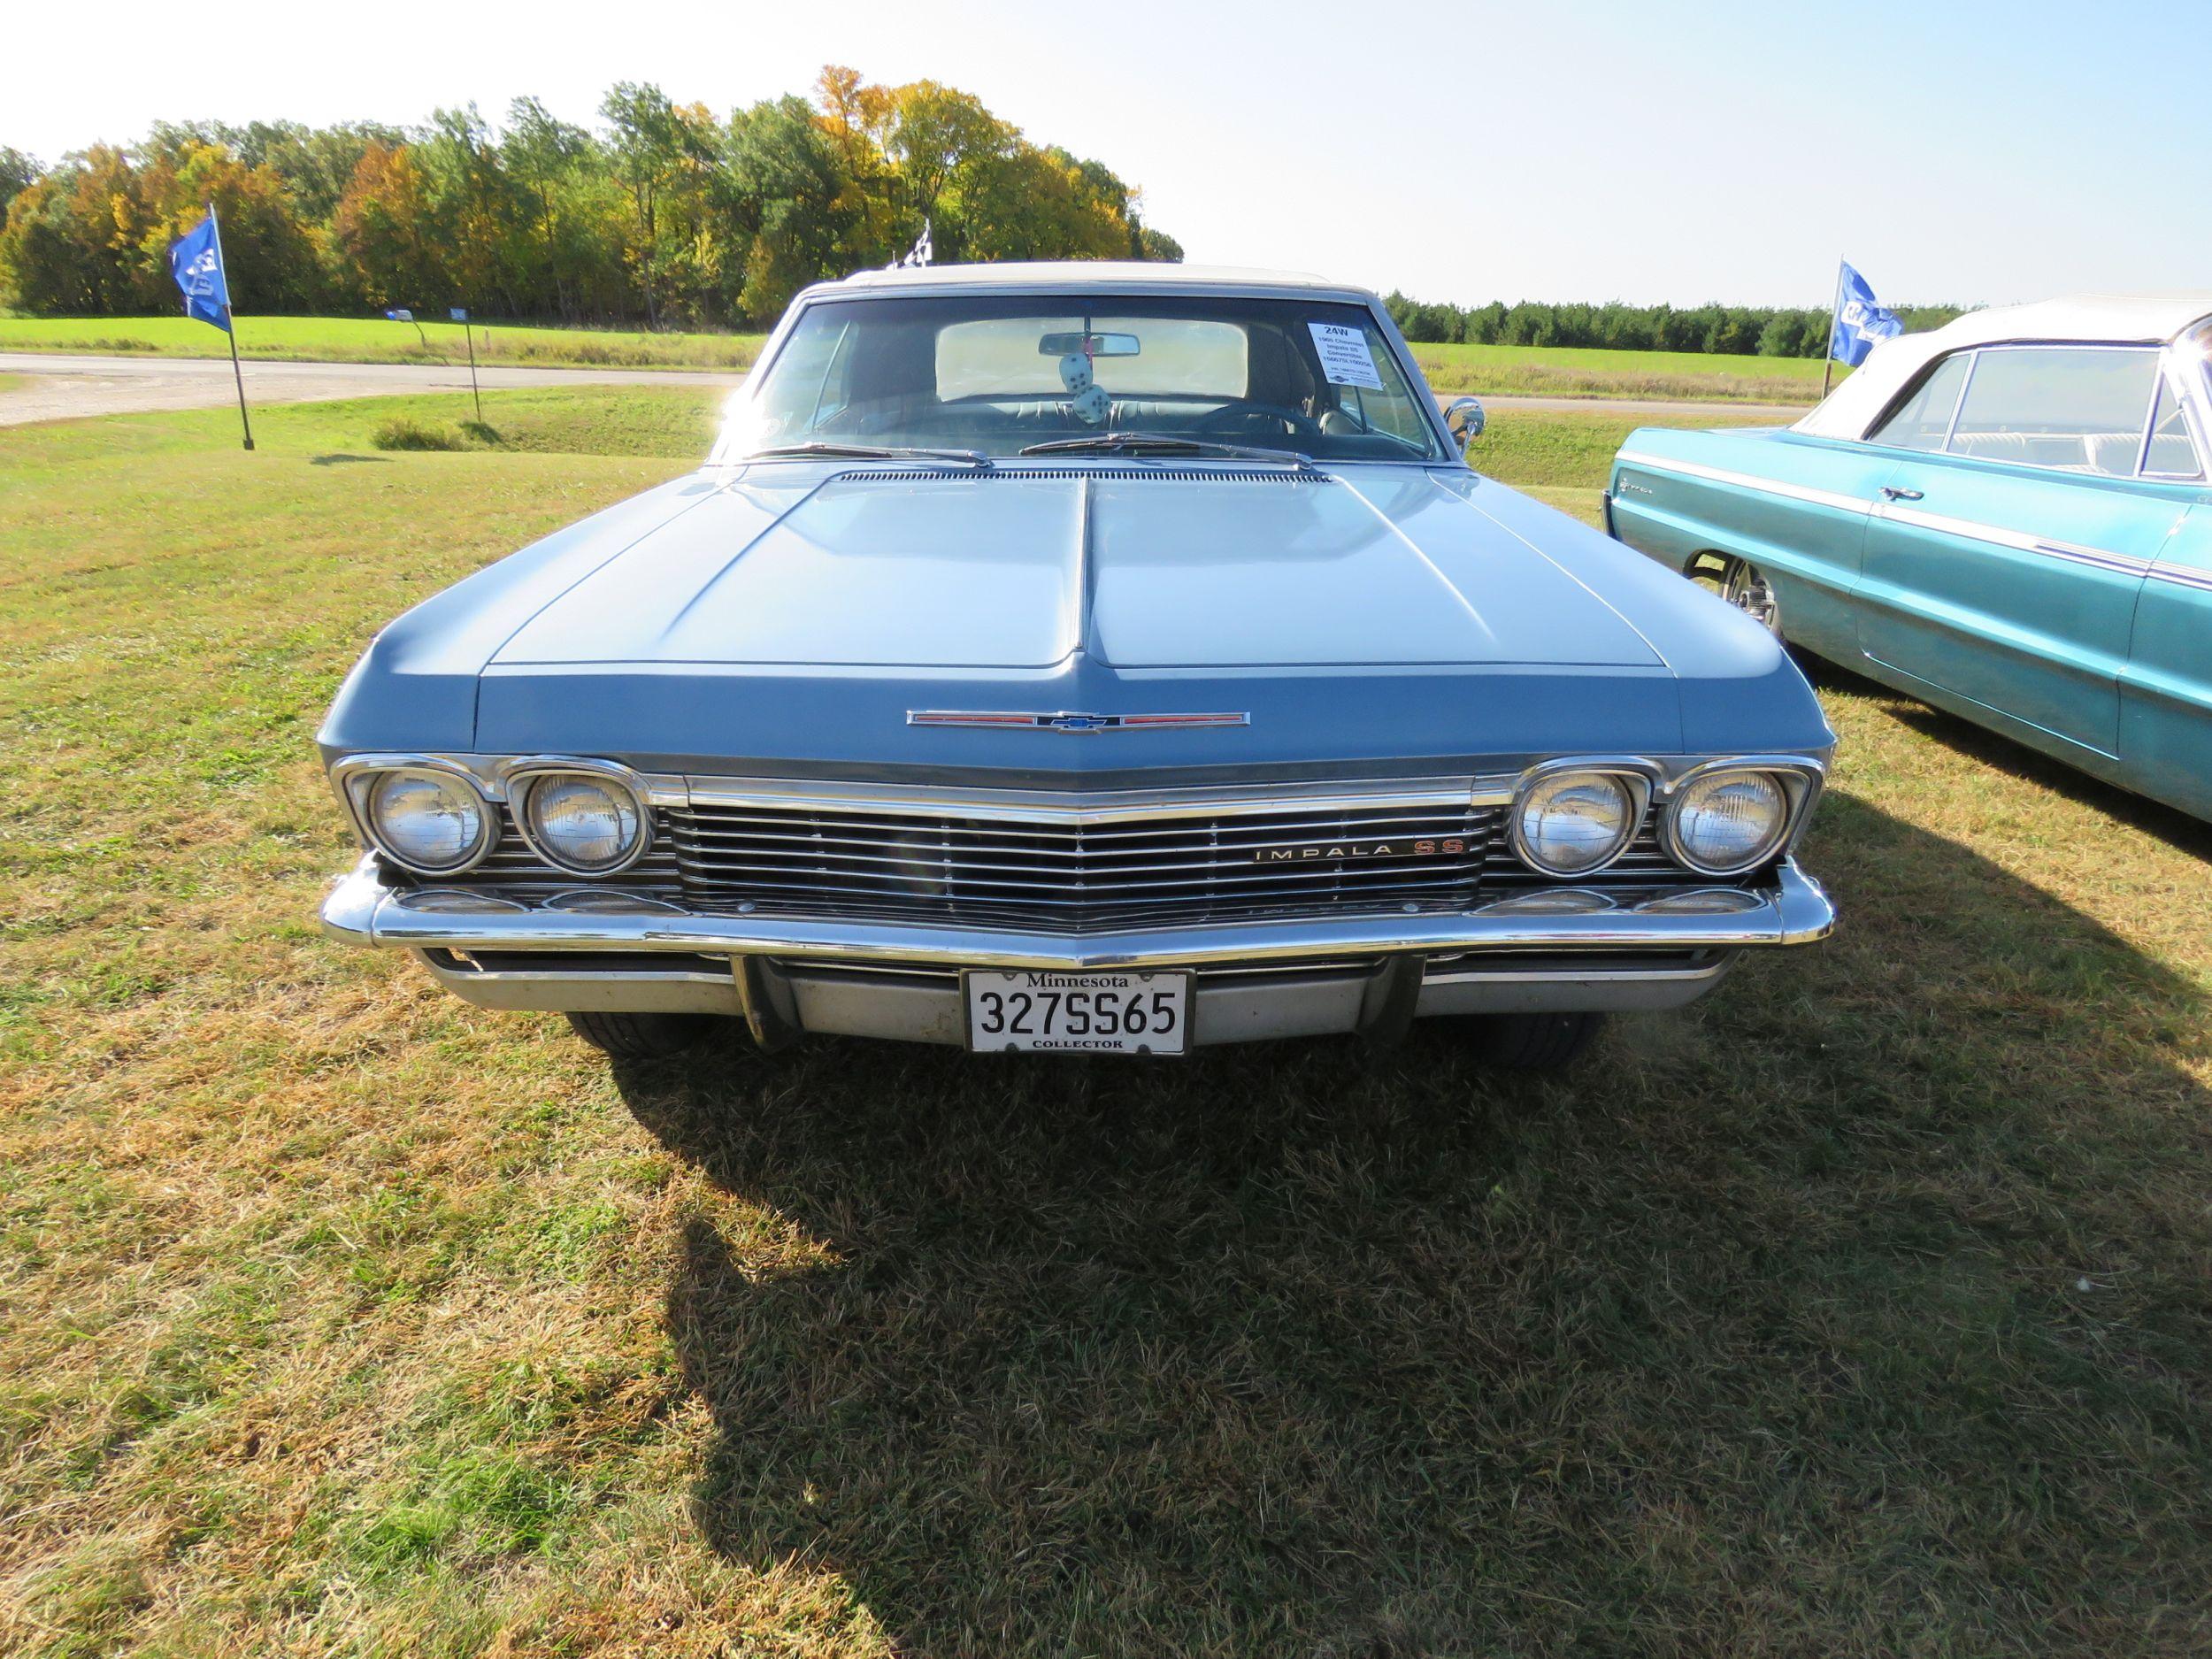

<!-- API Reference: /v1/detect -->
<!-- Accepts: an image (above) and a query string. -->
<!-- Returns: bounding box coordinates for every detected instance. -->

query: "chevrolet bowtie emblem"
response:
[907,710,1250,733]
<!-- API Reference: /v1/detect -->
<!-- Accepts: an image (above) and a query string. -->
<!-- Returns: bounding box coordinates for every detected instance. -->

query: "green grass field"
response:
[0,313,1834,403]
[1411,340,1828,403]
[0,313,767,373]
[4,388,2208,1656]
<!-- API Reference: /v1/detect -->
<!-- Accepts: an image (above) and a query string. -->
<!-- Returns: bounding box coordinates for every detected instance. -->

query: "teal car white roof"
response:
[1799,291,2212,442]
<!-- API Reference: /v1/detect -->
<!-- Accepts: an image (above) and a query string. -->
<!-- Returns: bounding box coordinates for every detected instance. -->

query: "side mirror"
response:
[1445,396,1486,449]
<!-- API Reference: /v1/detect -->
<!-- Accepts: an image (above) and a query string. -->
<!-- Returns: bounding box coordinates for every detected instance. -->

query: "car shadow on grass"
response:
[1799,651,2212,860]
[613,803,2211,1656]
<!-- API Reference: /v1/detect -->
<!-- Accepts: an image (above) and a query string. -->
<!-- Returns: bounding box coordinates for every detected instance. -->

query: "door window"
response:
[2142,374,2205,480]
[1869,352,1970,451]
[1944,346,2160,476]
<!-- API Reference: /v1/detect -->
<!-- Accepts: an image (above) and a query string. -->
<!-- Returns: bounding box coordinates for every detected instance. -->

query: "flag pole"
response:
[209,204,254,451]
[1820,257,1846,402]
[463,314,481,423]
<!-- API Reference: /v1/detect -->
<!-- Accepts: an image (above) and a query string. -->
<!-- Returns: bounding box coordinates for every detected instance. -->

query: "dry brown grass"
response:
[3,389,2208,1656]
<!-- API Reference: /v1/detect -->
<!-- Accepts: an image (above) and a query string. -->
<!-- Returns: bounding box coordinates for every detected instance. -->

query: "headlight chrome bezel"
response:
[1506,761,1655,879]
[508,758,656,876]
[1659,760,1811,877]
[346,760,498,877]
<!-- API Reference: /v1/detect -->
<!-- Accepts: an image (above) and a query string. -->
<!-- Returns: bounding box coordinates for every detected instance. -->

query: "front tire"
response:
[1458,1010,1606,1071]
[1686,552,1783,640]
[565,1010,720,1058]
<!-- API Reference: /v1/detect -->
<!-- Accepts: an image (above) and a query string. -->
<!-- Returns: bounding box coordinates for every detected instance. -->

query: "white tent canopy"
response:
[1795,292,2212,441]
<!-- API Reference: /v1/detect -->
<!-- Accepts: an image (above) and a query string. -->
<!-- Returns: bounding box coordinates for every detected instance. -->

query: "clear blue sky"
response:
[14,0,2208,310]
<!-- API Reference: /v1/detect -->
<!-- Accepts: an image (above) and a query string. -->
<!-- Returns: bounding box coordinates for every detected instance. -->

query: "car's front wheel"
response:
[1457,1010,1606,1071]
[565,1010,723,1058]
[1686,552,1783,639]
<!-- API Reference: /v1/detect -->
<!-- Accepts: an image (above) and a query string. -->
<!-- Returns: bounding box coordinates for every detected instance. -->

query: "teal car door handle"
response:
[1880,486,1924,502]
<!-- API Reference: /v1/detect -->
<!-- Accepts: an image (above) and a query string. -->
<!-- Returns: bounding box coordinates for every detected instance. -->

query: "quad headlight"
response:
[362,767,493,874]
[515,769,649,874]
[1509,769,1645,876]
[1665,767,1793,875]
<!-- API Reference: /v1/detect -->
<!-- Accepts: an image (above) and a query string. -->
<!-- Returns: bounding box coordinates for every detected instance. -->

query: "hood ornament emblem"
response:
[908,710,1249,733]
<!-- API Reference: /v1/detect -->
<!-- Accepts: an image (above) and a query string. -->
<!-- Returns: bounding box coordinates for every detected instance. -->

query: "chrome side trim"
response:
[1615,453,2165,583]
[1873,502,2154,578]
[321,854,1838,971]
[2149,562,2212,595]
[1613,449,1874,515]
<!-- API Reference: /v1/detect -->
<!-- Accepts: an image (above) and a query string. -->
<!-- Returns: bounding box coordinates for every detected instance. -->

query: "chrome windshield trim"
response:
[1612,450,1873,515]
[322,855,1838,968]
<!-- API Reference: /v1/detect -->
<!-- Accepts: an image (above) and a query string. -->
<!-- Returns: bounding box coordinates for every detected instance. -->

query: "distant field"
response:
[0,314,1836,403]
[1413,340,1829,403]
[0,314,767,372]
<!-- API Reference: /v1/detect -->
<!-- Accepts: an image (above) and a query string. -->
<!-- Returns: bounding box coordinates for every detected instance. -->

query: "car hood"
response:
[321,463,1833,776]
[488,466,1664,672]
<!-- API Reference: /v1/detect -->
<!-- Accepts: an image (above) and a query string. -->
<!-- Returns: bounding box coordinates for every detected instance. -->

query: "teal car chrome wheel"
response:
[1688,552,1783,639]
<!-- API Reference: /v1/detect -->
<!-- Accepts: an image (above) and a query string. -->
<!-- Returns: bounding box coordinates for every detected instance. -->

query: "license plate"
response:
[964,970,1190,1056]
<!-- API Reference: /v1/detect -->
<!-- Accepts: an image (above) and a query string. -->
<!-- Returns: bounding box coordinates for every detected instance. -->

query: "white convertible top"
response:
[1796,291,2212,440]
[818,261,1356,296]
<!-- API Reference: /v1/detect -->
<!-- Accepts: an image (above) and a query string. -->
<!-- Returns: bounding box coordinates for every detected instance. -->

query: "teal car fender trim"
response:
[1610,426,1901,663]
[1607,295,2212,822]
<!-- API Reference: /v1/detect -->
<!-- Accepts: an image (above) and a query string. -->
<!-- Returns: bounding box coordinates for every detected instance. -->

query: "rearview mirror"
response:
[1445,396,1486,448]
[1039,332,1141,357]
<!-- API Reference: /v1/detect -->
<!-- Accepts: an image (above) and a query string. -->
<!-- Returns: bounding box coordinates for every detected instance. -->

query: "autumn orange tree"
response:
[0,68,1182,327]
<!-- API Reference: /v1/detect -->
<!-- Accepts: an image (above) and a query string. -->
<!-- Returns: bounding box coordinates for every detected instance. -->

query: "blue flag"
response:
[1830,263,1902,367]
[168,211,231,333]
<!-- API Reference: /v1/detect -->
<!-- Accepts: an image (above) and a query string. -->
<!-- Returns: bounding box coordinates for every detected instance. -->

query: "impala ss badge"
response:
[907,710,1249,733]
[1254,837,1468,864]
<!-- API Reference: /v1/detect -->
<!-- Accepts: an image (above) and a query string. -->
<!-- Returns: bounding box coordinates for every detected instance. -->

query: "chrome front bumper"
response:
[319,855,1835,1047]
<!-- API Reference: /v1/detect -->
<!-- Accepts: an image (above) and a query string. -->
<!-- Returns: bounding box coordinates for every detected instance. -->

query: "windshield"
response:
[718,292,1448,465]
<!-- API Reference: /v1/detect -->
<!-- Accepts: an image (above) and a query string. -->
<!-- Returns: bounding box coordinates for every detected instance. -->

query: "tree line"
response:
[0,68,1185,329]
[1383,292,1965,358]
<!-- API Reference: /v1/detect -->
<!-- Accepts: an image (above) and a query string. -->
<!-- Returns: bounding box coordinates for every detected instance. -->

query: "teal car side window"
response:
[2143,375,2206,480]
[1944,346,2161,477]
[1870,352,1972,452]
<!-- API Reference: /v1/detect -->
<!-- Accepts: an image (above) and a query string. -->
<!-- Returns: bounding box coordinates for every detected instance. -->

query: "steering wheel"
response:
[1190,400,1323,442]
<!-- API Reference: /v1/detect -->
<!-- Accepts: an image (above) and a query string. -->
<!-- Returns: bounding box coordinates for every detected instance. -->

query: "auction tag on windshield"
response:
[1308,321,1385,389]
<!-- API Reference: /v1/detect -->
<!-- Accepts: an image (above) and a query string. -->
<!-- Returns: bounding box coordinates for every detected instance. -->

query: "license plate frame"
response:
[962,969,1192,1056]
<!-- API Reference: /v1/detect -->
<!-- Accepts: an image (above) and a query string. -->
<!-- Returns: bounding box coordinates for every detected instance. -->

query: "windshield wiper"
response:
[1018,431,1316,468]
[743,442,995,470]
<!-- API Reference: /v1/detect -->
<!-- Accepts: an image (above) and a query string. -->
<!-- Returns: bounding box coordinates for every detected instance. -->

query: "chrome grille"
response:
[1480,822,1770,890]
[387,808,684,900]
[665,799,1498,933]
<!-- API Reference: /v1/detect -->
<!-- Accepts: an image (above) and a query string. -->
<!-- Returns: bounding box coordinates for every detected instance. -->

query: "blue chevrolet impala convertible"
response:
[1608,294,2212,821]
[319,264,1834,1068]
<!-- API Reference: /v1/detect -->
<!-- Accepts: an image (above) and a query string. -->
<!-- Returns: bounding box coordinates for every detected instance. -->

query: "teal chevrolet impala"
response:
[1607,294,2212,820]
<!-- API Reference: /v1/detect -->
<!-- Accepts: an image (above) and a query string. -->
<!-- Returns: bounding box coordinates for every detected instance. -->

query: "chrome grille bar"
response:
[665,798,1496,933]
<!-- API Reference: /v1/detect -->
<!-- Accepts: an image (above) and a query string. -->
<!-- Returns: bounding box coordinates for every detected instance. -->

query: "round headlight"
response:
[1669,770,1790,875]
[1512,771,1640,876]
[520,772,647,874]
[365,768,491,873]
